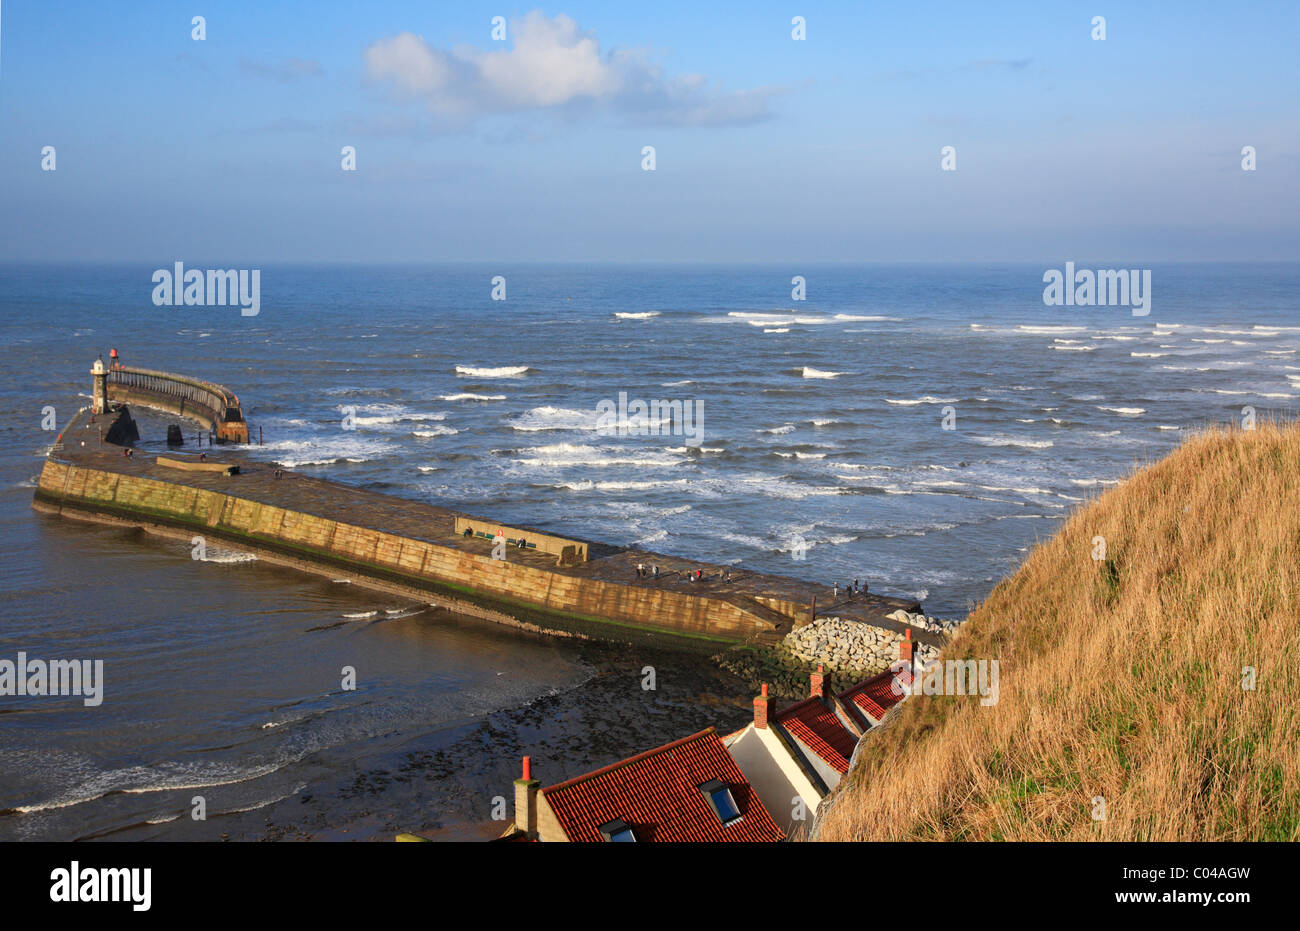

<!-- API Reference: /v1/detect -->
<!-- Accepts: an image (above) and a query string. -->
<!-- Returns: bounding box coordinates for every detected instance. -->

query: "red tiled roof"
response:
[840,664,913,725]
[540,728,785,843]
[775,697,858,774]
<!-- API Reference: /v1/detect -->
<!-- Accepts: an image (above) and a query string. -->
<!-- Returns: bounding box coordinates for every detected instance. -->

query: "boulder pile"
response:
[783,613,959,674]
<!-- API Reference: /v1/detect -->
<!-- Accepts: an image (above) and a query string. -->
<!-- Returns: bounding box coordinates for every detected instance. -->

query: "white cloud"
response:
[364,12,780,127]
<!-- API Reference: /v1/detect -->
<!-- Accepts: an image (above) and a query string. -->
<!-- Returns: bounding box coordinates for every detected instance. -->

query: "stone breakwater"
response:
[885,608,963,637]
[784,611,962,675]
[37,405,927,652]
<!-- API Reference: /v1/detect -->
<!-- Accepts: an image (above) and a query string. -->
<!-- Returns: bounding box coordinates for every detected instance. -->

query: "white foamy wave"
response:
[510,406,600,432]
[1131,352,1167,358]
[970,436,1055,449]
[614,311,660,319]
[511,406,672,434]
[514,443,680,469]
[412,426,459,438]
[735,476,847,500]
[455,365,530,378]
[440,392,506,401]
[343,403,446,427]
[886,396,957,405]
[728,311,898,327]
[976,483,1057,496]
[257,436,396,468]
[10,758,298,815]
[1098,406,1146,416]
[802,367,845,379]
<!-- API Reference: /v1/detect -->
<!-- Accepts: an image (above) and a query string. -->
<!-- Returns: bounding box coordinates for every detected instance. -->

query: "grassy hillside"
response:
[817,422,1300,841]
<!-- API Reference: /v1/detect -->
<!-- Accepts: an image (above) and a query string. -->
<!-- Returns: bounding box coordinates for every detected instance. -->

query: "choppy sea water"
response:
[1,262,1295,839]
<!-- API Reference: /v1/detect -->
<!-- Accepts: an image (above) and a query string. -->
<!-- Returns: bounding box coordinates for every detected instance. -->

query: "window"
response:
[699,779,743,826]
[598,818,636,842]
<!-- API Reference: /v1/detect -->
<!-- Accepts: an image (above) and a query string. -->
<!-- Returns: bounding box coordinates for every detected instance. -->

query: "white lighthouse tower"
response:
[91,355,108,414]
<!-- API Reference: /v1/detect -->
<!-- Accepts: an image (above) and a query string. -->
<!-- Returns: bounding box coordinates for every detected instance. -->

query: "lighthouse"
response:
[91,355,108,414]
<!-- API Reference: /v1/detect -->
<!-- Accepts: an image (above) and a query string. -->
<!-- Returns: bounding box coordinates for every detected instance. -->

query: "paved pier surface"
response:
[43,406,936,647]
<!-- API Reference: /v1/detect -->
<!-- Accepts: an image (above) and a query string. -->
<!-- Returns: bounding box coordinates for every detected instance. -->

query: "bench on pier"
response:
[453,516,588,565]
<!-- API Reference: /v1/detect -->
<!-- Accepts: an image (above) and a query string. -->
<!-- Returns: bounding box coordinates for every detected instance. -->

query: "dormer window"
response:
[699,779,743,826]
[598,818,636,842]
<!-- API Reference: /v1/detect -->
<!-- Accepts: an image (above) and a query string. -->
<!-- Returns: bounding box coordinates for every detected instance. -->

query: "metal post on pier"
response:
[259,426,263,446]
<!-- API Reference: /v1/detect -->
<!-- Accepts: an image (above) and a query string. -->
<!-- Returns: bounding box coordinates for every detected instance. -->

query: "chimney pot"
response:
[522,755,531,780]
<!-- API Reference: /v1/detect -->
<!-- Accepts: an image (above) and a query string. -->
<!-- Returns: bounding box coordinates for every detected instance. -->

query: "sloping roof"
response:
[540,727,785,843]
[840,664,913,725]
[775,697,859,774]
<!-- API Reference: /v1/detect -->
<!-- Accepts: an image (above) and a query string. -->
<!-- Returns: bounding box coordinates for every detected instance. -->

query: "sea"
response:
[1,262,1296,840]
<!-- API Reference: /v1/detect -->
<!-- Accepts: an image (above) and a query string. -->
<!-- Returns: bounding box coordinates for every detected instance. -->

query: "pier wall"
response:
[35,459,770,643]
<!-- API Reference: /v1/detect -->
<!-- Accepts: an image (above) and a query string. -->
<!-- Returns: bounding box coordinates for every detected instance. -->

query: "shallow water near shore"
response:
[1,262,1296,840]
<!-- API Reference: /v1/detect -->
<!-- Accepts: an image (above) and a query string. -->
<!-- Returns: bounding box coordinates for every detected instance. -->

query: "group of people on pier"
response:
[635,563,736,585]
[831,578,868,599]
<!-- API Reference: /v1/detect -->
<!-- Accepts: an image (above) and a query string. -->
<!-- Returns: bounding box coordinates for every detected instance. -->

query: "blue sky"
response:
[1,0,1297,262]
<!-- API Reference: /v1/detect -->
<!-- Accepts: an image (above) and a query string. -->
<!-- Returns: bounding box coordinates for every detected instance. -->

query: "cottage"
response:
[502,727,785,842]
[838,628,917,729]
[725,633,919,833]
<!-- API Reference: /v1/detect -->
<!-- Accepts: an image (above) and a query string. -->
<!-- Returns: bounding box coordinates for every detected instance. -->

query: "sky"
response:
[1,0,1297,263]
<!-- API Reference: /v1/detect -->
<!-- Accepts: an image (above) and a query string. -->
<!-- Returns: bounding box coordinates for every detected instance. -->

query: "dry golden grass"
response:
[817,421,1300,841]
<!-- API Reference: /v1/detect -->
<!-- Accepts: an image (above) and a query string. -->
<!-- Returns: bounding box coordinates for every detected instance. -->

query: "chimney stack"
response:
[753,683,771,729]
[810,663,826,699]
[514,755,540,838]
[899,628,915,669]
